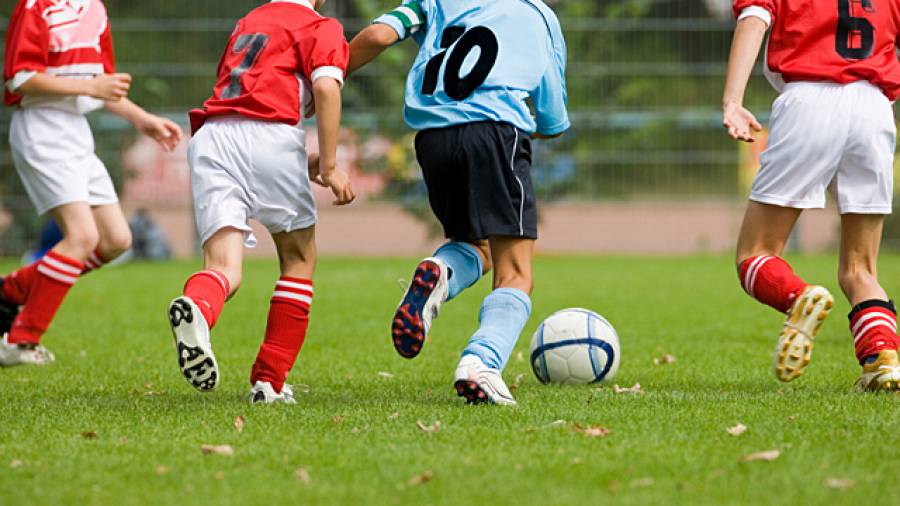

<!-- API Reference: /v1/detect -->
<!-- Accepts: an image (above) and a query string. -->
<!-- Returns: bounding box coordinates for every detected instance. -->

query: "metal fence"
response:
[0,1,848,254]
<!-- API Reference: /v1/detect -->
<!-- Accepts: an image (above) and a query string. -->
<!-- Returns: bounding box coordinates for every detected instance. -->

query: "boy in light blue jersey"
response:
[349,0,570,405]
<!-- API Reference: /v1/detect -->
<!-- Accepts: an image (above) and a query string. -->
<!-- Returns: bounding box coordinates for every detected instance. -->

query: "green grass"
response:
[3,255,900,505]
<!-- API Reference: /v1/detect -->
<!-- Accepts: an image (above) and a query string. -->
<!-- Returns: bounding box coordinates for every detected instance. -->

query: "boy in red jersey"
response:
[0,0,181,366]
[168,0,355,403]
[724,0,900,390]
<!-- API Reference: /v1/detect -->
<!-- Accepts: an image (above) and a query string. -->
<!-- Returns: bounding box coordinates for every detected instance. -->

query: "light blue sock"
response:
[434,242,483,301]
[462,288,532,371]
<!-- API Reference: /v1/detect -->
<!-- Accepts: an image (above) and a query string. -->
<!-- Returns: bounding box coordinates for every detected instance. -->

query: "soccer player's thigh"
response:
[414,128,470,238]
[250,123,317,267]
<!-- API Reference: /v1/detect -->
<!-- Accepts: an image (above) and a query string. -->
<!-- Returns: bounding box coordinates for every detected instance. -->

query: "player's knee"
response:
[64,224,101,258]
[101,228,133,260]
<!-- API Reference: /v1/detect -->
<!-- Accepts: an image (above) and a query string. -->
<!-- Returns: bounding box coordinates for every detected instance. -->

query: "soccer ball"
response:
[530,308,620,385]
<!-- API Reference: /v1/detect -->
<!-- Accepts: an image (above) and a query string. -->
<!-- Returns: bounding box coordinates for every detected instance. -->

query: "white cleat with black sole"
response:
[0,333,55,366]
[453,354,517,406]
[248,381,297,404]
[168,296,219,391]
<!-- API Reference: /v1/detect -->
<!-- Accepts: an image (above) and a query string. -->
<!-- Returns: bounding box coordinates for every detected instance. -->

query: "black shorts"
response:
[415,121,537,242]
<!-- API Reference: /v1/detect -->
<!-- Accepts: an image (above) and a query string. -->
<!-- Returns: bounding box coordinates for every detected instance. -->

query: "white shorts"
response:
[188,117,316,248]
[9,107,118,215]
[751,81,896,215]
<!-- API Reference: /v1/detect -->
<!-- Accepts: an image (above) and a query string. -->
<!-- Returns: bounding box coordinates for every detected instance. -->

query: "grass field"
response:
[3,254,900,505]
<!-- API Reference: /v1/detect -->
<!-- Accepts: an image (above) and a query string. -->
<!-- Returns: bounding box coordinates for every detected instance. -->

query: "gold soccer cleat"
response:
[856,350,900,392]
[773,285,834,382]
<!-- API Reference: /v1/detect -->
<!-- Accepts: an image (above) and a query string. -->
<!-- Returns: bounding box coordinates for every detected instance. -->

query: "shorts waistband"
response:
[783,80,883,94]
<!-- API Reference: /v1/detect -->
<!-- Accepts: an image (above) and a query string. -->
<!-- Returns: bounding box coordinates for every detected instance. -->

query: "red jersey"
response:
[3,0,115,108]
[189,0,349,134]
[734,0,900,100]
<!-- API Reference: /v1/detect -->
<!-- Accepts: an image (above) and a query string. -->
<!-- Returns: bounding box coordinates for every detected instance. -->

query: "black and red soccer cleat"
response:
[390,257,449,359]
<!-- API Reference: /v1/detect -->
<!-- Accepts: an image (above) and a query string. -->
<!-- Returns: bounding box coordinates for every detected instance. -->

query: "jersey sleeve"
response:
[373,1,426,41]
[298,18,349,86]
[532,16,570,136]
[99,17,115,73]
[3,1,50,93]
[733,0,776,27]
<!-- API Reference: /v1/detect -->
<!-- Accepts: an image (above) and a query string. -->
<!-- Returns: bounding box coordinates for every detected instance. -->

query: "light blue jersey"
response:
[374,0,570,135]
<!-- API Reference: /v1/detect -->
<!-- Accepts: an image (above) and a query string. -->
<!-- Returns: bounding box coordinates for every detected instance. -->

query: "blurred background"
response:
[0,0,892,260]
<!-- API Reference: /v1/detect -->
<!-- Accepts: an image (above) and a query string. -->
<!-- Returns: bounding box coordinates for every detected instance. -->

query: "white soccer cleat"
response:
[453,354,517,406]
[168,296,220,391]
[390,257,449,359]
[248,381,297,404]
[0,334,55,367]
[773,285,834,382]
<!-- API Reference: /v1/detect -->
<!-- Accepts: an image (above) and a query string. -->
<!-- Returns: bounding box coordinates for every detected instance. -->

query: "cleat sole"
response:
[390,261,441,359]
[169,297,219,392]
[454,380,491,405]
[773,286,833,383]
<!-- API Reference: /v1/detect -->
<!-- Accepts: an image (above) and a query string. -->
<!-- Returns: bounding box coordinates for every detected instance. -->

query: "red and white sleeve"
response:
[3,2,50,93]
[733,0,776,28]
[298,18,349,87]
[99,17,116,74]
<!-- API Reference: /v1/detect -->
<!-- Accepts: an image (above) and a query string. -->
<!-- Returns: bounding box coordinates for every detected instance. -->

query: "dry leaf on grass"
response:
[387,412,400,420]
[213,471,225,481]
[295,468,312,484]
[294,384,311,393]
[9,460,22,468]
[377,371,394,379]
[234,416,245,433]
[631,477,654,488]
[407,470,434,486]
[653,354,676,365]
[515,351,524,363]
[825,478,855,490]
[350,427,362,434]
[81,431,98,439]
[509,373,526,391]
[741,449,780,462]
[574,424,611,438]
[332,415,345,424]
[416,420,441,433]
[200,444,234,457]
[613,383,643,394]
[154,466,170,475]
[726,423,747,437]
[525,419,568,432]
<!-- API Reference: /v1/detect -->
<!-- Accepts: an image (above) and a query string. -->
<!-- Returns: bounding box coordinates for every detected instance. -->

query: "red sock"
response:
[8,251,82,344]
[82,249,108,275]
[250,277,313,393]
[738,256,807,313]
[2,262,38,306]
[850,300,899,364]
[183,270,230,329]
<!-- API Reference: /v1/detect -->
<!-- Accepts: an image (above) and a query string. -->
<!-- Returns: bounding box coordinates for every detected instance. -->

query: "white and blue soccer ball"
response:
[530,308,620,385]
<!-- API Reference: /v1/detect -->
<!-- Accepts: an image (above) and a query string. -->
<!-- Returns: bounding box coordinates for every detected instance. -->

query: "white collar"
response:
[270,0,314,8]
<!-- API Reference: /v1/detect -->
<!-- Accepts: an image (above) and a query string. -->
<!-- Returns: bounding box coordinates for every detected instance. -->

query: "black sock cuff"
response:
[848,299,896,320]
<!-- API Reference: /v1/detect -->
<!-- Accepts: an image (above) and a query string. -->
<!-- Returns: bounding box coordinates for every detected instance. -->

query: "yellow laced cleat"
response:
[773,285,834,382]
[856,350,900,392]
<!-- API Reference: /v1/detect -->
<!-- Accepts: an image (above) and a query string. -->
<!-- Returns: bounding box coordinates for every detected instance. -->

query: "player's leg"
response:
[391,127,474,359]
[0,202,98,366]
[736,201,834,382]
[168,227,243,392]
[248,226,316,404]
[838,214,900,391]
[455,236,533,405]
[83,203,133,274]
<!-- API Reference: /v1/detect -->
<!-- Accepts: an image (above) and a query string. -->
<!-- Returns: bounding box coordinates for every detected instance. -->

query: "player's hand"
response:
[89,73,132,101]
[320,168,356,206]
[139,114,182,152]
[723,100,762,142]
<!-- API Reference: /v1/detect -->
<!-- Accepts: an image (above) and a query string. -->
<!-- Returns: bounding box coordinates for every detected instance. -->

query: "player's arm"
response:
[347,1,425,75]
[347,24,400,75]
[104,98,182,152]
[722,5,772,142]
[310,78,355,205]
[15,72,132,101]
[532,30,571,139]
